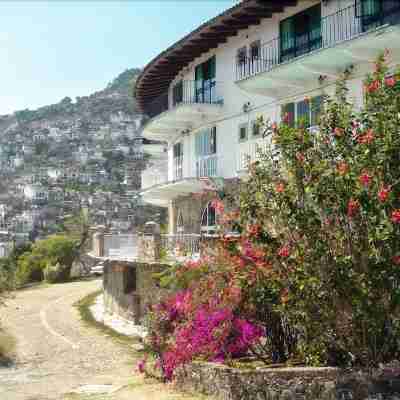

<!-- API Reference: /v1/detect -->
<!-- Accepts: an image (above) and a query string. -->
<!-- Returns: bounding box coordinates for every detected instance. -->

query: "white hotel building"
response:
[136,0,400,236]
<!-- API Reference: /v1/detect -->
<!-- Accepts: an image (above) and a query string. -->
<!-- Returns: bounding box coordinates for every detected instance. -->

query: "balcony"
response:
[141,159,168,190]
[142,80,224,141]
[237,138,269,173]
[236,2,400,97]
[140,154,223,207]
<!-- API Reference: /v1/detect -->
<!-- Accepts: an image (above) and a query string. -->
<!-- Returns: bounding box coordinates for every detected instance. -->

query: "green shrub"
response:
[16,235,78,285]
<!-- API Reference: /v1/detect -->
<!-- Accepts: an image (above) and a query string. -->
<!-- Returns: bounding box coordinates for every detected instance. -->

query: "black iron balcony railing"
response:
[235,2,400,82]
[145,80,222,119]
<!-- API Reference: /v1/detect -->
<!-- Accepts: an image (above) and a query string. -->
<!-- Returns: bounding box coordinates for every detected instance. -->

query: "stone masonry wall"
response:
[103,259,167,324]
[171,179,240,234]
[175,362,400,400]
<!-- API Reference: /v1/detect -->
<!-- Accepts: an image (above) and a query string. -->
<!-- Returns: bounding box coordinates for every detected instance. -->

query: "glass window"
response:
[281,103,295,127]
[280,4,322,62]
[177,211,184,233]
[195,127,217,157]
[250,41,260,59]
[172,81,183,106]
[252,120,261,137]
[237,47,247,64]
[238,124,248,142]
[201,202,216,233]
[296,100,310,127]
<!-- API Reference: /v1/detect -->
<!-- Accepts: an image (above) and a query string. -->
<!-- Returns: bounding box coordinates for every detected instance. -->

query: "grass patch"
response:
[0,327,16,366]
[74,290,140,348]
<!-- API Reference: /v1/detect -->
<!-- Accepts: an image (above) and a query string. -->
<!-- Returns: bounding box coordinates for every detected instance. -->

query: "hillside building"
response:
[137,0,400,236]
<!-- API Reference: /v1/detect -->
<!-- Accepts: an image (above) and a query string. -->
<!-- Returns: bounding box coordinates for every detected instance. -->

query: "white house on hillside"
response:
[137,0,400,235]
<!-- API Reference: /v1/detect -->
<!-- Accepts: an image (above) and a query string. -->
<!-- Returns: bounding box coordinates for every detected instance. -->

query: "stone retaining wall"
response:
[103,259,167,324]
[175,362,400,400]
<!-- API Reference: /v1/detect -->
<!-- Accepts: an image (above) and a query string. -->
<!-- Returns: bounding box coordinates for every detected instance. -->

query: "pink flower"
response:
[359,172,372,187]
[357,129,375,144]
[378,186,391,203]
[247,224,261,238]
[278,245,290,258]
[385,76,397,87]
[211,199,224,215]
[137,359,146,374]
[347,198,360,218]
[391,209,400,224]
[296,152,305,163]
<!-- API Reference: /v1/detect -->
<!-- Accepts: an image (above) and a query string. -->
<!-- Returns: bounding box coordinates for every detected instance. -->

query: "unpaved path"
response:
[0,280,205,400]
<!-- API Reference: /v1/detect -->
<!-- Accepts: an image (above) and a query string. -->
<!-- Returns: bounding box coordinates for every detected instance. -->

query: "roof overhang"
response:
[135,0,298,116]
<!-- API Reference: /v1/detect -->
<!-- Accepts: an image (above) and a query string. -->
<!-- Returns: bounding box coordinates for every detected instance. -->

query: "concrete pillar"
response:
[168,200,175,235]
[93,231,105,257]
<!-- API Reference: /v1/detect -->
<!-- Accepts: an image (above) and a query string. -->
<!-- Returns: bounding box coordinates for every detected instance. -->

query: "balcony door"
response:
[173,142,183,180]
[357,0,400,32]
[195,56,216,104]
[195,127,217,178]
[280,4,322,63]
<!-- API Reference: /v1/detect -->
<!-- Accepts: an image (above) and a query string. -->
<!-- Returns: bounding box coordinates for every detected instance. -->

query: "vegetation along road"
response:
[0,279,205,400]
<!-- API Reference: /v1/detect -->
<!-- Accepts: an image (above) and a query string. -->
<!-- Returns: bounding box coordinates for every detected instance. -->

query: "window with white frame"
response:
[177,210,184,233]
[195,127,217,178]
[281,96,323,128]
[201,201,216,234]
[238,123,248,142]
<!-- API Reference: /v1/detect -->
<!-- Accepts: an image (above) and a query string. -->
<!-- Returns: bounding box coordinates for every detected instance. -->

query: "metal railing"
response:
[103,234,138,260]
[173,156,183,181]
[160,233,201,257]
[235,2,400,81]
[196,154,218,178]
[141,159,169,189]
[237,139,268,171]
[146,80,222,119]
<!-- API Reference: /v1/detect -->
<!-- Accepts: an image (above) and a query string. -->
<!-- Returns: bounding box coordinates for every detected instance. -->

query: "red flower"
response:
[247,224,261,238]
[275,182,285,193]
[337,162,349,176]
[385,76,397,87]
[347,198,360,218]
[366,79,381,93]
[378,186,391,203]
[278,245,290,258]
[333,127,344,137]
[359,172,372,187]
[391,209,400,224]
[296,152,305,163]
[392,255,400,265]
[357,129,375,144]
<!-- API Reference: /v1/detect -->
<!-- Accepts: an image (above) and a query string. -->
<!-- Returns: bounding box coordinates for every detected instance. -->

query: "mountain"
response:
[0,67,164,239]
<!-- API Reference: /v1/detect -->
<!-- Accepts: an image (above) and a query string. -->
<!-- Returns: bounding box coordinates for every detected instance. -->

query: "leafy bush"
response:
[16,235,78,285]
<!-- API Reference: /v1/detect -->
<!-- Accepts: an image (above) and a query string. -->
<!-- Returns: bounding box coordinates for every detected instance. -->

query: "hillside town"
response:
[0,69,164,258]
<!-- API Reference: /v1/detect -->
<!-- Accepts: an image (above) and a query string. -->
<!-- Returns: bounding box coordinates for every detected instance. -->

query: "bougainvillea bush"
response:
[144,54,400,380]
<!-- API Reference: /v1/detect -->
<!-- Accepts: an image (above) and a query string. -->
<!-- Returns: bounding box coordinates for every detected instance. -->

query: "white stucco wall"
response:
[157,0,379,184]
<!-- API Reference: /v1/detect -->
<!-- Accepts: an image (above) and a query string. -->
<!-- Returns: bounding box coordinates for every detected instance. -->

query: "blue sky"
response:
[0,1,237,115]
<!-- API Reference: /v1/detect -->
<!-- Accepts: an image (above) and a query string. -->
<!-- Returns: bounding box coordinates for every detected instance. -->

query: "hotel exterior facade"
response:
[136,0,400,238]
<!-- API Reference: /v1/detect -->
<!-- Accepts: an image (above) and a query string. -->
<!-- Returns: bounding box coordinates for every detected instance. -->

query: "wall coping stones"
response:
[175,361,400,400]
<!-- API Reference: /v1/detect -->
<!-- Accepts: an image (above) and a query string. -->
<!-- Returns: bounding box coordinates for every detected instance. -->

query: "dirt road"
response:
[0,280,203,400]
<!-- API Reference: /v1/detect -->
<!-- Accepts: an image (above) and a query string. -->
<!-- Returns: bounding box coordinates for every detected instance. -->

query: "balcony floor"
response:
[141,177,224,207]
[142,103,223,141]
[237,24,400,98]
